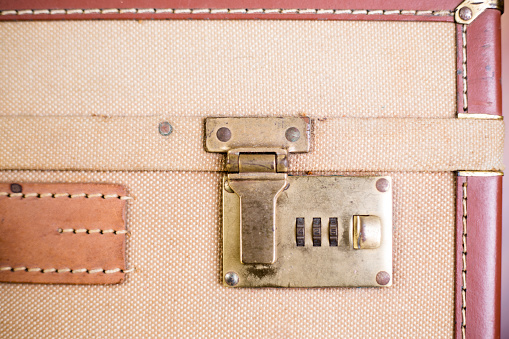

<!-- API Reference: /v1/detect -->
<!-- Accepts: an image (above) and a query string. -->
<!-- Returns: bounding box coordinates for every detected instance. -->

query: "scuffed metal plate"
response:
[223,175,392,288]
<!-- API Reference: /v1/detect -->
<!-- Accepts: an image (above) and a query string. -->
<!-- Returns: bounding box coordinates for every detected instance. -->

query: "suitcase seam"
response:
[0,8,454,17]
[461,181,468,338]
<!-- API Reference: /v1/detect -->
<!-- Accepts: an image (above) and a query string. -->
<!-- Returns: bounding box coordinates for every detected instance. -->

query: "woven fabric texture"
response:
[0,20,460,337]
[0,116,503,172]
[0,170,455,338]
[0,20,456,118]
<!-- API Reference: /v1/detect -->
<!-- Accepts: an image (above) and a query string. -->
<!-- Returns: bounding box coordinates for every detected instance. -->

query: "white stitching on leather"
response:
[461,181,467,338]
[58,228,129,235]
[0,192,133,200]
[0,8,454,17]
[0,267,135,274]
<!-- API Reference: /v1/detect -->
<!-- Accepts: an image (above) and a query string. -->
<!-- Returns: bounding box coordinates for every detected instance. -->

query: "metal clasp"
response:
[205,117,392,288]
[205,118,309,264]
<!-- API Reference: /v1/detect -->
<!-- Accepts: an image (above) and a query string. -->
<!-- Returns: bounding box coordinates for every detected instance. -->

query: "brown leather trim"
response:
[465,10,502,115]
[455,176,502,338]
[0,0,459,22]
[0,183,129,284]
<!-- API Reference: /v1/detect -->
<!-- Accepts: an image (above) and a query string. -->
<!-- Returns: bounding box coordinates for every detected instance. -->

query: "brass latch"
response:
[205,117,392,288]
[206,118,309,264]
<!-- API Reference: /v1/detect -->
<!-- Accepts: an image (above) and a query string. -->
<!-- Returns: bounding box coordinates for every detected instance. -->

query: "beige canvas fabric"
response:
[0,20,462,337]
[0,20,456,118]
[0,116,503,172]
[0,170,455,338]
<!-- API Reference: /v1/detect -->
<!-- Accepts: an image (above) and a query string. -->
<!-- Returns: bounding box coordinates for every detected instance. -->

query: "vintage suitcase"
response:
[0,1,504,338]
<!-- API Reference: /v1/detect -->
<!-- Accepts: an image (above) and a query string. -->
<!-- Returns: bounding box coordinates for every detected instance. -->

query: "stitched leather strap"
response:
[0,0,461,22]
[455,176,502,338]
[0,183,130,284]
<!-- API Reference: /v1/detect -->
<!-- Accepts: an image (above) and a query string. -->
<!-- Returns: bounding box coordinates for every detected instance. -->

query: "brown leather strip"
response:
[0,183,128,284]
[0,0,459,22]
[465,10,502,115]
[455,176,502,338]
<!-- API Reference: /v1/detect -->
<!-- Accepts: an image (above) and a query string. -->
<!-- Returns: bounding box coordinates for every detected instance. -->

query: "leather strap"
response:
[0,116,503,173]
[455,175,502,338]
[0,183,130,284]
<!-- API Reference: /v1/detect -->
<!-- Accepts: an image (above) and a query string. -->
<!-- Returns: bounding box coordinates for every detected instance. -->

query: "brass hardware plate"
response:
[455,0,502,24]
[222,175,393,288]
[206,117,310,265]
[206,117,392,288]
[457,170,504,177]
[205,117,310,153]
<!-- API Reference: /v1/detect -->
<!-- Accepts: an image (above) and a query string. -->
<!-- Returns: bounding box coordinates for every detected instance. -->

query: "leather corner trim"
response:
[459,9,502,116]
[0,183,131,284]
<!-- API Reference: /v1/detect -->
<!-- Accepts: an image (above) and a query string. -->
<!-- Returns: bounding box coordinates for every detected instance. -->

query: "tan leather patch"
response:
[0,183,129,284]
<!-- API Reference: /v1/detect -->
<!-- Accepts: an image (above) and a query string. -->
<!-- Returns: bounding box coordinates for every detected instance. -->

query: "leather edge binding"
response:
[455,175,502,338]
[0,0,461,22]
[465,10,502,116]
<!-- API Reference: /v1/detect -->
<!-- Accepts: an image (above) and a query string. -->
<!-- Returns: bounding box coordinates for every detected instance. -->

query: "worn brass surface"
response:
[457,113,503,120]
[205,117,310,153]
[457,170,504,177]
[488,0,504,12]
[228,173,287,264]
[455,0,502,24]
[353,215,382,250]
[223,175,393,288]
[227,148,289,173]
[206,117,311,265]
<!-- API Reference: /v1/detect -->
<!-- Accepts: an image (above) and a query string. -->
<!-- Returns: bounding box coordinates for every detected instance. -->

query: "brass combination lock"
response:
[205,117,392,288]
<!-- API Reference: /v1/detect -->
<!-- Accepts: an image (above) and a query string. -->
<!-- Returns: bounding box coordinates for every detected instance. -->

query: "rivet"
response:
[459,6,473,21]
[158,122,173,136]
[216,127,232,142]
[376,271,391,286]
[224,271,239,286]
[285,127,300,142]
[10,183,22,193]
[376,178,390,193]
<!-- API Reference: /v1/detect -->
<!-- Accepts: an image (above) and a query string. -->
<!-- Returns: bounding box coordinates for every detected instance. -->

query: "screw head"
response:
[376,178,390,193]
[10,183,22,193]
[158,122,173,136]
[459,6,473,21]
[285,127,300,142]
[216,127,232,142]
[376,271,391,286]
[224,271,239,286]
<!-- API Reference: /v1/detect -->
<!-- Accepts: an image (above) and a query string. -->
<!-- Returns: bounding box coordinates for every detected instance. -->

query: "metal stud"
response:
[10,183,22,193]
[158,122,173,136]
[285,127,300,142]
[376,271,391,286]
[458,6,473,21]
[216,127,232,142]
[376,178,390,193]
[224,271,239,286]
